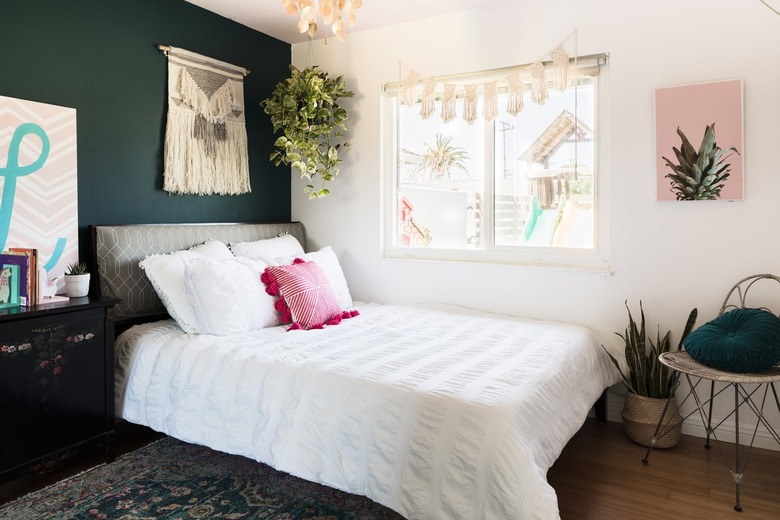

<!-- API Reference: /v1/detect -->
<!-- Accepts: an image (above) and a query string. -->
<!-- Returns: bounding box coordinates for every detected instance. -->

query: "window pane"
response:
[390,69,600,258]
[494,78,595,248]
[396,102,485,249]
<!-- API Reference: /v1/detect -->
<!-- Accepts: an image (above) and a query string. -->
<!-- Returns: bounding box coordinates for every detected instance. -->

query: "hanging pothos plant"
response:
[262,65,354,199]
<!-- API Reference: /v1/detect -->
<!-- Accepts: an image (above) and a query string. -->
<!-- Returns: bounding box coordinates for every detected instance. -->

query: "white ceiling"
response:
[185,0,514,44]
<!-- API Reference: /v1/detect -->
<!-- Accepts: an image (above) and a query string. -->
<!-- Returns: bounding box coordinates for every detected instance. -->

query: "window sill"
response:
[382,246,613,276]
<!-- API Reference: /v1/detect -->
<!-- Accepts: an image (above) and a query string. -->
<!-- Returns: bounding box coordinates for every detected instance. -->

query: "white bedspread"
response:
[115,302,619,520]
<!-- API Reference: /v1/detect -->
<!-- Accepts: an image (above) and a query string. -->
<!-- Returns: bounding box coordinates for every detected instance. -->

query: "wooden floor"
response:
[2,419,779,518]
[0,421,165,506]
[549,419,780,519]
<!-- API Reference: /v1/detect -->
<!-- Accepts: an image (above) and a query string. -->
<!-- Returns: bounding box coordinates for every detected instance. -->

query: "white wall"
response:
[291,0,780,448]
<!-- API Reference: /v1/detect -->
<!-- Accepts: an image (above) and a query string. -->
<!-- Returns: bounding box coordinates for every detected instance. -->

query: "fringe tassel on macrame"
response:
[441,84,457,123]
[463,85,478,124]
[164,112,250,195]
[529,61,549,105]
[482,81,498,123]
[551,45,570,91]
[506,73,525,116]
[419,78,437,119]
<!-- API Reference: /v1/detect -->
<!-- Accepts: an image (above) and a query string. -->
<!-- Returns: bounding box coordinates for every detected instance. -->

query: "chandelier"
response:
[281,0,363,41]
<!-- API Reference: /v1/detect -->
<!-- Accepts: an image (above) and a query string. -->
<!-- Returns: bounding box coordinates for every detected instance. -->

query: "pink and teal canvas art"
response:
[0,95,78,279]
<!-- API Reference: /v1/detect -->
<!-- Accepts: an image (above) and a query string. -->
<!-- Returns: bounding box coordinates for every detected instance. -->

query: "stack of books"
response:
[0,248,68,308]
[0,248,36,307]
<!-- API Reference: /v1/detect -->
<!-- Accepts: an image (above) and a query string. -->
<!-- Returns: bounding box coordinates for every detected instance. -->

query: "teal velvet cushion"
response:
[683,308,780,373]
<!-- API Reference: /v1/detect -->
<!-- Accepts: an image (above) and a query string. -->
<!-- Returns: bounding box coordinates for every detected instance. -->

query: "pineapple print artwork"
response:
[662,124,740,201]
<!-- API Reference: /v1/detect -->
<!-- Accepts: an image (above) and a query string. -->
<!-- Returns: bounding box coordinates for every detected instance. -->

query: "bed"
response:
[91,222,621,520]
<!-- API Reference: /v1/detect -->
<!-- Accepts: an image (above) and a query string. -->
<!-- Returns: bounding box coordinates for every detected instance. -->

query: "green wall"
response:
[0,0,292,257]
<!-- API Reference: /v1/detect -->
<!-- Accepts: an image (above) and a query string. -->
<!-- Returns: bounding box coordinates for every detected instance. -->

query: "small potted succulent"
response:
[64,261,90,297]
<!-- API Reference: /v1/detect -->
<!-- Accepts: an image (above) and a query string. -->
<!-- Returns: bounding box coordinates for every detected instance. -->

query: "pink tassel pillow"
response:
[261,258,357,331]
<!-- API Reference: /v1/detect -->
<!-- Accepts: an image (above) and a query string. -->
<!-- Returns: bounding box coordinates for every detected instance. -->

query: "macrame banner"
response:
[399,34,576,124]
[163,47,250,195]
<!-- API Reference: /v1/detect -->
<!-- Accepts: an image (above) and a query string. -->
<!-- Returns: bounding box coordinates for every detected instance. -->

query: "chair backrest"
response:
[719,273,780,316]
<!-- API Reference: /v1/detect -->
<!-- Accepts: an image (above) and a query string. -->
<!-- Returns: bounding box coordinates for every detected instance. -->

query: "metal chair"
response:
[642,274,780,512]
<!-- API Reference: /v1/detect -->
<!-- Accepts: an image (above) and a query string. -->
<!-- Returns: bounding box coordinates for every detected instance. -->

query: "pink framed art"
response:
[654,79,744,202]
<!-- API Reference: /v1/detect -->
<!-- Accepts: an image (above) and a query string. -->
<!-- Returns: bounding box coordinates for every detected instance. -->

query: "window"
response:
[382,55,610,271]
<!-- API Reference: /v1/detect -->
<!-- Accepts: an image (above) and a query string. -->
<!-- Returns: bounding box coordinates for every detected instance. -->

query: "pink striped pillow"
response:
[262,259,352,330]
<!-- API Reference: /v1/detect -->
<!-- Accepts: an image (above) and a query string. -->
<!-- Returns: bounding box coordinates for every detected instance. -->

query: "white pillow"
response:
[140,250,206,333]
[185,256,278,335]
[191,239,234,260]
[230,234,304,259]
[138,240,235,334]
[264,246,353,309]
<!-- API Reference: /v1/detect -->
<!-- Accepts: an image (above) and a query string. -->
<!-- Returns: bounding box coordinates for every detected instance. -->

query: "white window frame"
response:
[381,55,611,274]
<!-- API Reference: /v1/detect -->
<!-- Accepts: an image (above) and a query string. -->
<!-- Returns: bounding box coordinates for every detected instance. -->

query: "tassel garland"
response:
[403,69,420,107]
[441,83,457,123]
[397,33,578,123]
[529,61,549,105]
[463,85,478,124]
[551,45,570,91]
[420,79,437,119]
[482,81,498,123]
[506,73,525,116]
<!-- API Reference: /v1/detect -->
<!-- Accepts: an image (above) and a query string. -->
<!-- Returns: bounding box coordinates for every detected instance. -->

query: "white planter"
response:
[64,273,90,297]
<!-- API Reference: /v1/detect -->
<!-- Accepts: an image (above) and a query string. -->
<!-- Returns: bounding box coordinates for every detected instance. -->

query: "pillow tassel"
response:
[261,269,280,296]
[288,322,302,331]
[325,314,343,326]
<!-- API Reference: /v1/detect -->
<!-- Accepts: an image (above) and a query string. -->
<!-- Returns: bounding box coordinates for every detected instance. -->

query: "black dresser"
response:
[0,296,120,482]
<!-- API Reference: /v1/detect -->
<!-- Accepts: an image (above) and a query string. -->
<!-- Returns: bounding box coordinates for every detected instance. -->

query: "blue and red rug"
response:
[0,437,405,519]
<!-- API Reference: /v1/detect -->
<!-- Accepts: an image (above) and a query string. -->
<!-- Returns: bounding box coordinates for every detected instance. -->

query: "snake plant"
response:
[662,124,739,201]
[603,301,698,399]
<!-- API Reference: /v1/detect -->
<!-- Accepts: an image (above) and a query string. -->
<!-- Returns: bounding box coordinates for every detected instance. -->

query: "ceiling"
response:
[185,0,514,44]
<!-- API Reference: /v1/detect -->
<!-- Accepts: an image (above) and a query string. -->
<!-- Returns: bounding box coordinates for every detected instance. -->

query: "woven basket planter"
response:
[621,393,682,448]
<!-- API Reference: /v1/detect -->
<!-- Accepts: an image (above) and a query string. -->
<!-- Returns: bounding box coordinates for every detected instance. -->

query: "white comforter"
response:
[115,302,619,520]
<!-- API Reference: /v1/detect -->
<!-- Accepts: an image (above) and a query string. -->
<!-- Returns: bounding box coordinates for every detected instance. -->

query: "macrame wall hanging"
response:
[161,46,251,195]
[398,33,576,124]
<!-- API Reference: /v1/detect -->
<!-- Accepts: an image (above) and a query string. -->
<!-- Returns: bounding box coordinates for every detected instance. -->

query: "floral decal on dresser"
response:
[1,323,101,407]
[33,324,98,391]
[0,341,32,355]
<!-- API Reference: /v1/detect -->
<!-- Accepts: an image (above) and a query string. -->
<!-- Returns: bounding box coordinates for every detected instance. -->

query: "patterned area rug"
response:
[0,437,405,520]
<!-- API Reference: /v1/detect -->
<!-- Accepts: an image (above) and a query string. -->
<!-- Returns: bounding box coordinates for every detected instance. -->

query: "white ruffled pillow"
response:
[230,234,304,259]
[139,240,235,333]
[185,256,278,335]
[263,246,353,310]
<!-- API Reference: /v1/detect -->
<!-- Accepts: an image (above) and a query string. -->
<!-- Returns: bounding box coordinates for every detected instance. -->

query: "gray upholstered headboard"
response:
[91,222,305,324]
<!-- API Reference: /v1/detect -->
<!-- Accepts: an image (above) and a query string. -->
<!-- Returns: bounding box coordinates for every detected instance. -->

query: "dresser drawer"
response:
[0,299,119,479]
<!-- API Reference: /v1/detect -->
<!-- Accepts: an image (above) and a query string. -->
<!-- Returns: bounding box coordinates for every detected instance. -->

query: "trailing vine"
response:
[262,65,354,199]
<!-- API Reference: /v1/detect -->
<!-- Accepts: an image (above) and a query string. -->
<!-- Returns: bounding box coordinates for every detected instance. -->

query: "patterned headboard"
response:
[90,222,305,324]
